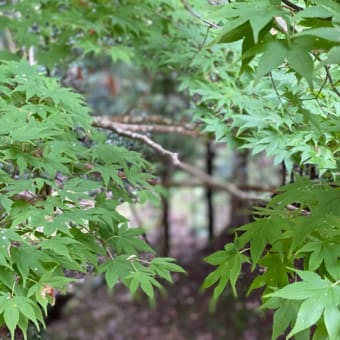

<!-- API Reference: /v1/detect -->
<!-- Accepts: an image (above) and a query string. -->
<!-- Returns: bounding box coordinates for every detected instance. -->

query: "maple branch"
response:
[165,181,277,193]
[93,117,264,202]
[100,114,184,126]
[101,122,203,137]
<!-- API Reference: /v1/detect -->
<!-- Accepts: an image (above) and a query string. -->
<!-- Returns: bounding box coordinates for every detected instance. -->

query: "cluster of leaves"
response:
[0,60,184,339]
[1,0,199,161]
[178,0,340,175]
[204,177,340,339]
[0,0,183,68]
[198,1,340,339]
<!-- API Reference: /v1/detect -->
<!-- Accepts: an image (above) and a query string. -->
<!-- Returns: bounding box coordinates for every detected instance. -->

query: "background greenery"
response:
[0,1,339,339]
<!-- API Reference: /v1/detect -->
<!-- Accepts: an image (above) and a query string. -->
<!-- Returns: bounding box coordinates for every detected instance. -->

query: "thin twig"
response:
[281,0,303,12]
[314,54,340,98]
[324,65,340,97]
[181,0,221,28]
[93,117,264,202]
[200,26,212,49]
[270,72,285,108]
[315,73,329,99]
[270,73,296,121]
[190,26,212,64]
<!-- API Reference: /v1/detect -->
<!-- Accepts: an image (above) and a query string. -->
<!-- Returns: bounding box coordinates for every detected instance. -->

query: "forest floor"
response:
[45,195,273,340]
[46,249,272,340]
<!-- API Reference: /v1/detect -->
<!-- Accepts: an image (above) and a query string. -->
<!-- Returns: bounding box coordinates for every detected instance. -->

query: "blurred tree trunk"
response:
[205,141,215,240]
[229,150,250,227]
[160,160,172,256]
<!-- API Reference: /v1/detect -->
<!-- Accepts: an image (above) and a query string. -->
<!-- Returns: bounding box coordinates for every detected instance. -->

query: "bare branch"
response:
[100,114,178,125]
[97,115,201,130]
[165,181,277,193]
[93,117,264,202]
[102,122,204,137]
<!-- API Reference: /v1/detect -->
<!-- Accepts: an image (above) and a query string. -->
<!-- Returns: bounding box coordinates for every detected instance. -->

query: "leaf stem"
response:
[11,277,18,297]
[331,279,340,287]
[239,247,250,254]
[130,261,138,272]
[136,258,152,265]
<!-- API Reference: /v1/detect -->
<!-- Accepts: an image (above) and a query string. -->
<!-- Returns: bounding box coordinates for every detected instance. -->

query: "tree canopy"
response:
[0,1,339,339]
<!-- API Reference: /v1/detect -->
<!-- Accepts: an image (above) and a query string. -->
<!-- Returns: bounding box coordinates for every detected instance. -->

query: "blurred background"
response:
[28,56,282,340]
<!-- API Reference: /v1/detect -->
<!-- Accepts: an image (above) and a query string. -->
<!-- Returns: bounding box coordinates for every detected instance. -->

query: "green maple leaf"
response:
[238,219,283,269]
[203,244,249,304]
[268,271,340,340]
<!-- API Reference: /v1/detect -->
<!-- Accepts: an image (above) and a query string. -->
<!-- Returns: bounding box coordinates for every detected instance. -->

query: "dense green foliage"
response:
[0,0,339,339]
[199,1,340,339]
[0,2,188,338]
[0,58,185,339]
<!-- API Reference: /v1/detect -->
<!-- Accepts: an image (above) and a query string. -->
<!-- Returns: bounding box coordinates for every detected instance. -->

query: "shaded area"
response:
[46,235,272,340]
[44,153,279,340]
